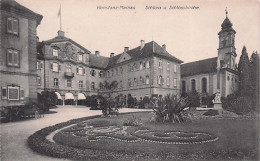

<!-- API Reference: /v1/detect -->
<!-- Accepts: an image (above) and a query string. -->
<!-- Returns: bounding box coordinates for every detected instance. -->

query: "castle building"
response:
[0,0,42,107]
[181,12,239,105]
[37,32,183,105]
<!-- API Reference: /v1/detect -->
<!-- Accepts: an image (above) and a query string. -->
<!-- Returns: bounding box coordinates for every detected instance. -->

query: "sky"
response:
[16,0,260,63]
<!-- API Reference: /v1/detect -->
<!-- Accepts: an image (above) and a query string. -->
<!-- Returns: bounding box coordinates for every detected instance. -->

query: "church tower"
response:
[218,9,237,70]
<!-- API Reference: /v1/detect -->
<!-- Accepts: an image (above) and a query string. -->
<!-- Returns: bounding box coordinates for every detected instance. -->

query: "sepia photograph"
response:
[0,0,260,160]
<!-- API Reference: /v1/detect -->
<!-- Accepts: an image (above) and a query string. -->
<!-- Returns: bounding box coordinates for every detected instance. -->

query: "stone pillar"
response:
[62,96,65,106]
[214,57,223,110]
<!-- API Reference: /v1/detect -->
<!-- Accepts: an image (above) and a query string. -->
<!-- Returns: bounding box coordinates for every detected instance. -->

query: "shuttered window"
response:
[7,49,19,67]
[7,17,19,35]
[1,87,7,99]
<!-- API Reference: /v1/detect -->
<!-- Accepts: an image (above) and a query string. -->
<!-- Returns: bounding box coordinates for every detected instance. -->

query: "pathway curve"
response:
[1,105,151,161]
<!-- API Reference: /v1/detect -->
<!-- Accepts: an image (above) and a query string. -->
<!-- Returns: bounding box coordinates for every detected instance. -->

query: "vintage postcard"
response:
[1,0,259,160]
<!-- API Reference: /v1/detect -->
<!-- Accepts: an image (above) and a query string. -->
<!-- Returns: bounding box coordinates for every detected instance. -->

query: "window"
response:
[107,71,110,77]
[182,81,186,94]
[99,71,104,78]
[78,54,83,62]
[120,67,123,74]
[227,76,230,81]
[37,61,42,70]
[91,82,95,90]
[90,69,96,76]
[7,17,18,35]
[1,87,7,99]
[128,65,132,72]
[66,64,72,73]
[140,62,143,70]
[146,75,150,85]
[167,62,170,71]
[7,49,19,67]
[111,70,114,76]
[140,77,144,84]
[173,64,177,73]
[133,64,137,72]
[77,67,83,75]
[54,78,59,87]
[52,63,59,72]
[79,81,83,88]
[119,80,123,88]
[128,79,131,87]
[146,61,150,68]
[37,76,41,86]
[143,62,146,69]
[159,59,162,69]
[166,77,170,86]
[158,75,163,85]
[202,78,207,93]
[67,79,72,87]
[173,78,177,87]
[133,78,137,86]
[191,79,196,91]
[20,88,24,100]
[52,49,59,57]
[7,86,19,100]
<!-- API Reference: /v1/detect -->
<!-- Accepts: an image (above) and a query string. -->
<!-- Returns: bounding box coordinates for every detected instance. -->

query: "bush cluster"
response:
[222,92,254,115]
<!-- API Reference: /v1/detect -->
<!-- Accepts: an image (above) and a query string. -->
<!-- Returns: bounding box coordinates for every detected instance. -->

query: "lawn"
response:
[50,112,259,161]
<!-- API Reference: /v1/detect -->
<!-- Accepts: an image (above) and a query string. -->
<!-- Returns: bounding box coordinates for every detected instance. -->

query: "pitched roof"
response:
[106,41,183,68]
[43,34,91,53]
[2,0,43,26]
[89,54,109,69]
[181,57,217,77]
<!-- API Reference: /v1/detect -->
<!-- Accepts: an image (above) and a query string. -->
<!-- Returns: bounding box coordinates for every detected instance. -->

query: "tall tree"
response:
[250,51,260,110]
[238,46,251,95]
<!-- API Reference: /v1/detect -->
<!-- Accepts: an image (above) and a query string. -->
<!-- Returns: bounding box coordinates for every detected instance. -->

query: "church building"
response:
[181,11,239,105]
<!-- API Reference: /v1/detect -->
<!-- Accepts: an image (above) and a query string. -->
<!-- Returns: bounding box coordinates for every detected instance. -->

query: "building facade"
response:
[37,34,183,105]
[181,12,239,104]
[0,0,42,107]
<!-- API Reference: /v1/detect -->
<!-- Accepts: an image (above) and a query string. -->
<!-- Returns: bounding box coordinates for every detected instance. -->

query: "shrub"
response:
[127,94,135,108]
[203,109,219,116]
[123,114,141,126]
[222,92,254,115]
[85,95,104,109]
[182,90,200,107]
[152,94,193,123]
[38,91,58,112]
[205,94,215,108]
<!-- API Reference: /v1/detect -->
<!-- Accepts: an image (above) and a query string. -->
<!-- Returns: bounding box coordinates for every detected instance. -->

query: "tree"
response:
[238,46,251,95]
[98,81,119,116]
[38,91,58,112]
[250,51,260,110]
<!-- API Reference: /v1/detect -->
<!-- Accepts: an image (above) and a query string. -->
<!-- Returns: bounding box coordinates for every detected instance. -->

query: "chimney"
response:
[57,30,65,37]
[110,53,115,58]
[124,47,129,53]
[95,51,100,56]
[140,40,145,49]
[162,44,166,52]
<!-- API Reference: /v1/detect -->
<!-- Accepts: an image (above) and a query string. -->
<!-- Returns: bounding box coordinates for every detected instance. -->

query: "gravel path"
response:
[0,105,151,161]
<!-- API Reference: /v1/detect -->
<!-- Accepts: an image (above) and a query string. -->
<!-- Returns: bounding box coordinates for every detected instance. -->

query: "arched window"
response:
[133,63,137,72]
[128,65,132,72]
[133,78,137,86]
[140,76,144,84]
[140,62,143,70]
[201,77,207,93]
[191,79,196,91]
[146,75,150,84]
[158,75,164,85]
[182,81,186,93]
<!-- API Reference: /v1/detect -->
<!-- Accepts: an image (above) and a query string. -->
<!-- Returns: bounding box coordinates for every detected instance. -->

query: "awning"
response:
[78,93,86,100]
[65,93,74,100]
[55,92,62,99]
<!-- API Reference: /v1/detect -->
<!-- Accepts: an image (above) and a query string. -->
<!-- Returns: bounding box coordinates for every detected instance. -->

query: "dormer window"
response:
[52,49,58,57]
[78,54,83,62]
